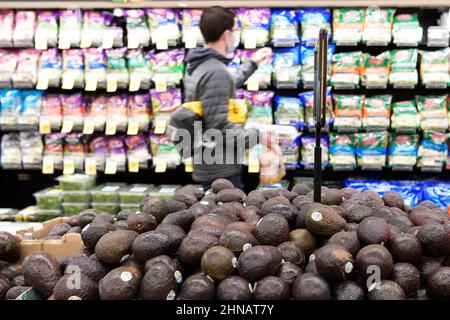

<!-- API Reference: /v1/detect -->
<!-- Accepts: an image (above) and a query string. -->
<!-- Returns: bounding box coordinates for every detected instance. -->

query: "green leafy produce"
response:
[62,203,89,216]
[91,203,120,215]
[33,188,62,210]
[119,184,154,204]
[56,174,96,191]
[90,184,124,203]
[63,191,90,203]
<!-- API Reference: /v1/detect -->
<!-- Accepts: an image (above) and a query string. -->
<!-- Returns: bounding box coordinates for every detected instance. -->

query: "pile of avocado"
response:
[1,178,450,300]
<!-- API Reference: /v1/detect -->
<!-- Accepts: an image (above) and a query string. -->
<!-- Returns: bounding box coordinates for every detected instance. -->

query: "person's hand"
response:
[251,47,273,65]
[260,129,281,156]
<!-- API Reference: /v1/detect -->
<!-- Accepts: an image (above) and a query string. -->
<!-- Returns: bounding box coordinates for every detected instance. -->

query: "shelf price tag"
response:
[247,75,259,91]
[36,73,50,90]
[102,29,115,49]
[80,31,92,48]
[128,32,140,49]
[42,155,54,175]
[105,159,117,175]
[154,74,167,92]
[127,119,139,135]
[85,75,98,92]
[83,119,95,134]
[244,31,257,49]
[185,33,198,49]
[61,119,74,133]
[62,74,75,90]
[85,157,97,176]
[39,119,51,134]
[248,157,260,173]
[154,118,167,134]
[129,73,141,92]
[155,34,169,50]
[128,158,140,173]
[35,32,48,50]
[184,157,193,172]
[105,120,117,135]
[58,33,71,49]
[106,74,118,92]
[154,157,167,173]
[63,158,75,175]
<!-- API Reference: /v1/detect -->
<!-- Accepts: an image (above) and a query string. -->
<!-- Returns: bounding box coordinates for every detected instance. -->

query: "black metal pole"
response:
[313,28,328,203]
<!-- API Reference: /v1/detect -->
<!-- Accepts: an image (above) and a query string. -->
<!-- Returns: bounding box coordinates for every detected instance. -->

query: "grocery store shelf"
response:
[0,0,448,9]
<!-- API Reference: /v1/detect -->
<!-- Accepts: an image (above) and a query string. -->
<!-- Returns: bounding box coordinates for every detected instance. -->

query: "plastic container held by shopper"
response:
[62,202,89,216]
[33,187,63,210]
[90,183,124,203]
[91,202,120,215]
[119,184,153,204]
[62,190,90,203]
[56,174,96,191]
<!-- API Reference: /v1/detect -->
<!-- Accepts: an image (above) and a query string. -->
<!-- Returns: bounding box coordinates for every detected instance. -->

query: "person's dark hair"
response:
[200,6,236,43]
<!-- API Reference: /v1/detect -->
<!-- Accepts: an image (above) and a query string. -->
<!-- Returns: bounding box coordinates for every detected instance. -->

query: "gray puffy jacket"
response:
[169,48,259,182]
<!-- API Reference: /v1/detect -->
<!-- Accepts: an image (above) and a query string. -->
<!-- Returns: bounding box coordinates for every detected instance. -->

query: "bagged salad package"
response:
[362,8,395,45]
[299,88,334,130]
[392,13,423,46]
[332,8,364,45]
[181,9,203,48]
[44,133,65,170]
[238,49,273,90]
[13,11,36,48]
[243,90,274,125]
[107,136,127,172]
[13,49,41,88]
[279,130,300,170]
[331,51,362,89]
[106,94,128,133]
[128,93,151,133]
[62,93,85,132]
[391,100,420,132]
[81,11,105,48]
[127,48,152,90]
[418,131,448,170]
[274,96,304,129]
[64,133,87,171]
[416,95,449,132]
[89,136,108,171]
[62,49,84,89]
[356,131,388,168]
[329,132,356,169]
[420,48,450,88]
[388,133,419,168]
[38,48,62,89]
[147,9,181,48]
[273,46,301,88]
[106,47,129,90]
[298,9,332,46]
[35,11,58,49]
[362,95,392,130]
[151,88,182,134]
[149,49,185,89]
[389,49,419,88]
[1,133,21,169]
[300,44,334,88]
[0,10,14,47]
[300,134,329,169]
[150,132,181,169]
[333,94,364,131]
[18,90,43,130]
[0,89,22,130]
[125,9,150,48]
[422,182,450,209]
[361,51,390,88]
[21,132,43,170]
[125,134,151,169]
[102,10,124,48]
[59,9,82,49]
[270,9,299,47]
[40,94,62,132]
[0,50,18,87]
[84,48,107,90]
[236,8,271,48]
[85,95,107,132]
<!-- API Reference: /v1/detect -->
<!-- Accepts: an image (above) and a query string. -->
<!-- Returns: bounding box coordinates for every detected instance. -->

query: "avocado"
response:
[417,223,450,256]
[350,192,369,204]
[65,256,108,282]
[277,242,304,266]
[156,224,186,252]
[95,230,139,265]
[120,256,144,275]
[427,267,450,299]
[190,214,228,238]
[330,205,348,220]
[81,223,115,251]
[210,206,238,223]
[390,262,420,296]
[99,266,141,300]
[160,210,195,232]
[145,255,179,275]
[357,217,391,246]
[260,200,298,228]
[291,183,311,196]
[188,202,211,218]
[409,208,447,226]
[22,252,62,297]
[78,209,101,227]
[418,200,437,209]
[162,199,186,214]
[177,185,205,200]
[277,262,302,286]
[292,272,331,300]
[132,230,173,262]
[224,222,256,235]
[113,220,128,230]
[0,274,9,299]
[372,206,393,221]
[0,263,22,280]
[328,231,361,256]
[244,191,266,208]
[139,262,178,300]
[211,179,235,194]
[295,202,319,229]
[216,276,252,300]
[339,200,360,214]
[215,189,246,204]
[362,190,383,202]
[355,244,393,279]
[66,215,81,227]
[389,233,422,265]
[179,273,216,300]
[262,189,281,199]
[346,206,373,223]
[116,210,132,221]
[278,189,298,201]
[201,246,236,282]
[340,188,359,200]
[367,280,405,300]
[321,189,343,205]
[141,197,169,223]
[289,229,316,257]
[11,275,26,287]
[305,205,347,237]
[333,281,365,300]
[0,232,20,262]
[418,256,442,282]
[382,191,404,210]
[218,229,259,253]
[255,214,289,246]
[314,244,354,282]
[67,226,82,234]
[346,223,359,232]
[174,192,198,207]
[292,195,311,210]
[53,273,98,300]
[387,215,414,232]
[237,245,282,282]
[127,212,157,234]
[5,286,30,299]
[245,215,262,228]
[365,200,384,211]
[48,223,71,237]
[254,276,289,300]
[238,206,261,221]
[178,234,219,270]
[305,257,319,274]
[199,193,218,208]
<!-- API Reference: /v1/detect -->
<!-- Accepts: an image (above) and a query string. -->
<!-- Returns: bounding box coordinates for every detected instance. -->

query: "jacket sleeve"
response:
[232,59,258,88]
[198,68,259,147]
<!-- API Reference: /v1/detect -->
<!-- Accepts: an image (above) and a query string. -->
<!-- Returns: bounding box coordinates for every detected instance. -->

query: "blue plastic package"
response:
[273,45,301,67]
[274,96,304,129]
[298,8,332,45]
[300,44,335,85]
[422,182,450,209]
[21,90,44,116]
[270,9,300,45]
[0,89,22,115]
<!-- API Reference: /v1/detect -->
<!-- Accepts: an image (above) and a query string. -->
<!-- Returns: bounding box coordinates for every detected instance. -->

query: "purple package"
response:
[59,8,82,29]
[129,93,151,117]
[181,9,203,28]
[107,94,128,118]
[62,92,85,117]
[88,95,107,117]
[148,49,185,74]
[235,89,245,100]
[63,49,84,70]
[90,136,108,156]
[150,88,182,114]
[108,136,126,155]
[125,134,148,152]
[84,11,105,28]
[243,90,274,107]
[84,48,107,71]
[236,8,271,29]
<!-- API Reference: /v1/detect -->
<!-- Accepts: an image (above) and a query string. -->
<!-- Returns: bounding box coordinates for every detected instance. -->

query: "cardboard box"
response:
[16,217,84,262]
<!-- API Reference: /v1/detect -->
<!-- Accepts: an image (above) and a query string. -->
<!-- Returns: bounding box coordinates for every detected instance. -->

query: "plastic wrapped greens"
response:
[238,49,273,90]
[299,88,334,130]
[128,93,151,133]
[418,131,447,170]
[388,133,419,168]
[181,9,203,48]
[62,49,84,89]
[361,51,390,88]
[389,49,418,88]
[0,50,17,88]
[300,44,334,88]
[274,96,304,129]
[127,48,152,91]
[148,49,185,89]
[13,11,36,48]
[273,46,301,88]
[391,100,420,132]
[0,10,14,47]
[147,9,181,48]
[40,94,63,132]
[59,9,82,49]
[106,47,129,90]
[38,48,62,89]
[331,51,362,89]
[20,132,43,170]
[362,95,392,130]
[85,95,107,132]
[64,133,87,171]
[420,48,450,88]
[13,50,41,89]
[236,8,271,48]
[44,133,65,170]
[332,8,364,45]
[150,88,182,134]
[243,90,274,125]
[62,93,85,132]
[150,133,181,169]
[34,188,62,210]
[81,11,105,48]
[84,48,107,90]
[332,94,364,131]
[356,132,388,169]
[125,134,151,170]
[416,95,448,132]
[300,134,329,169]
[1,133,21,169]
[106,94,128,133]
[298,9,332,46]
[125,9,150,49]
[18,90,43,130]
[329,133,356,169]
[392,13,423,46]
[35,11,58,49]
[270,9,299,47]
[362,8,395,45]
[0,89,22,130]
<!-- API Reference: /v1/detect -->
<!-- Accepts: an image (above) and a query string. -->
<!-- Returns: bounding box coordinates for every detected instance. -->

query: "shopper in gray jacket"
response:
[169,6,272,191]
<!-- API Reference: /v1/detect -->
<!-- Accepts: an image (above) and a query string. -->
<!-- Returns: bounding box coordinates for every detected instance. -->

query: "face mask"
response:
[226,31,239,53]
